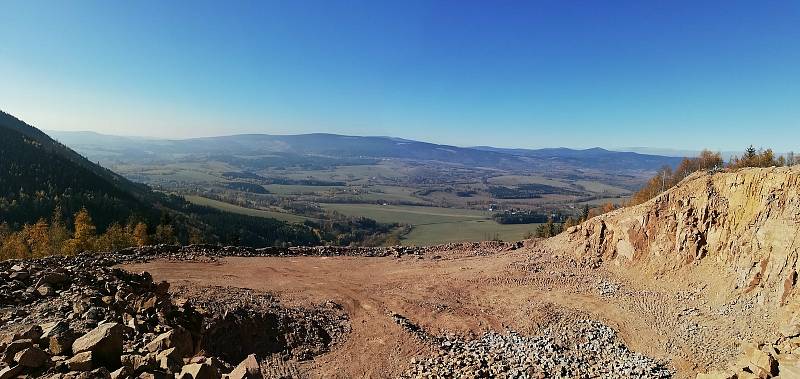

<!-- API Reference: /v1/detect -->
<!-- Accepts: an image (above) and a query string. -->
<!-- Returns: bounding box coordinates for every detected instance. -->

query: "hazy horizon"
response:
[2,1,798,151]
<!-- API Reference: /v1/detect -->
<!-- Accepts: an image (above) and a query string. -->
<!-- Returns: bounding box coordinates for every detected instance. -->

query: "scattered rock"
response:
[68,351,95,371]
[402,319,672,378]
[50,334,75,355]
[228,354,262,379]
[0,365,22,379]
[1,339,33,364]
[14,346,48,368]
[111,365,133,379]
[179,362,219,379]
[72,323,126,368]
[145,327,193,358]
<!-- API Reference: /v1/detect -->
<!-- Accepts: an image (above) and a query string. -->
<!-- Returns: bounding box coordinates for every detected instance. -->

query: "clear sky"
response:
[1,1,798,150]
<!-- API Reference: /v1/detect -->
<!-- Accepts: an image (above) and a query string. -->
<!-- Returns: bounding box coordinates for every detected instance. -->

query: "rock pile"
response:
[402,320,672,379]
[696,334,800,378]
[0,252,349,379]
[116,244,428,262]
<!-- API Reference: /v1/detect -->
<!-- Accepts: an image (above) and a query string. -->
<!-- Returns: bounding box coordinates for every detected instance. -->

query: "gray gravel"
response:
[402,320,672,378]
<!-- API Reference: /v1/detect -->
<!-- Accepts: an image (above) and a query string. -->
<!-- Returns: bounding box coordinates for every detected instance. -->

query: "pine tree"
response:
[745,145,757,160]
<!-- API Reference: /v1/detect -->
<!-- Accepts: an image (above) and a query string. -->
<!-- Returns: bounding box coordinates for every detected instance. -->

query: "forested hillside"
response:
[0,110,322,257]
[0,111,158,230]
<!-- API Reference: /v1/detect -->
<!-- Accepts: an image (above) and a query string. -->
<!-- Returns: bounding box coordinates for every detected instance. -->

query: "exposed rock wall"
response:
[551,167,800,313]
[546,167,800,377]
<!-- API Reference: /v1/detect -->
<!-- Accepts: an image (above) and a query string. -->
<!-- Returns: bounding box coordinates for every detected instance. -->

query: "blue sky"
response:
[1,1,798,150]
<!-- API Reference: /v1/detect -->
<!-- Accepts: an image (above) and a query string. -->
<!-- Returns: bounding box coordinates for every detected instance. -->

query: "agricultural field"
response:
[184,195,313,223]
[63,136,659,246]
[321,203,539,245]
[402,220,538,245]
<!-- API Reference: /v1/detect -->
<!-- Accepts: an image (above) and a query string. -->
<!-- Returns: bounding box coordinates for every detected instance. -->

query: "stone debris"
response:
[0,248,351,379]
[227,354,263,379]
[402,320,672,379]
[695,339,800,379]
[596,280,620,296]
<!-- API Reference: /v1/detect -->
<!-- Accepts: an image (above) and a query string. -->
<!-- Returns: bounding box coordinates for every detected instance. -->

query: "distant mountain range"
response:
[47,130,684,173]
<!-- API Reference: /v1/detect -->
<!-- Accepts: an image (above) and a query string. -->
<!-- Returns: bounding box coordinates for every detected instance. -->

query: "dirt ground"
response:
[122,244,763,378]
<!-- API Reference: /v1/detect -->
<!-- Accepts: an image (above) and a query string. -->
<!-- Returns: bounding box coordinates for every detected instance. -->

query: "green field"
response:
[321,203,487,223]
[184,195,312,223]
[321,203,539,245]
[402,220,539,245]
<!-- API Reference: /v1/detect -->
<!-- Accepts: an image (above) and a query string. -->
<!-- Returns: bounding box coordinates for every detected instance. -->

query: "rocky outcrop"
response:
[547,167,800,378]
[552,167,800,308]
[0,252,350,378]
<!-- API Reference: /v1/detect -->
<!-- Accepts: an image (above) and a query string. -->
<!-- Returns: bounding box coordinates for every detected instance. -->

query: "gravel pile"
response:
[117,244,428,262]
[402,320,672,379]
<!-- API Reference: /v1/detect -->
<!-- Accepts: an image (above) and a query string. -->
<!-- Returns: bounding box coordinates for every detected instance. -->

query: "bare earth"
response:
[123,242,759,378]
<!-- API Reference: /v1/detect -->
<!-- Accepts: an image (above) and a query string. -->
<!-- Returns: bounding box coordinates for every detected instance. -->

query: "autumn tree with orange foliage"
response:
[728,145,780,169]
[630,150,723,206]
[0,208,161,261]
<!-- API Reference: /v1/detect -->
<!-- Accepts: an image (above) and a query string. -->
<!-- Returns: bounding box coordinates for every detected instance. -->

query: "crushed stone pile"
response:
[401,320,672,379]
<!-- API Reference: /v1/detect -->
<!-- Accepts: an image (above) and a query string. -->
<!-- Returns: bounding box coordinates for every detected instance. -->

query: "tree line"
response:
[630,146,799,206]
[530,202,618,238]
[0,207,179,261]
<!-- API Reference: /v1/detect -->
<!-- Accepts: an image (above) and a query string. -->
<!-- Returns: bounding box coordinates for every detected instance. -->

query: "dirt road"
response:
[123,245,762,378]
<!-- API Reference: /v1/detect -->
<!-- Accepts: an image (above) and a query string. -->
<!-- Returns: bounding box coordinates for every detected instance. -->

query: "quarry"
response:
[2,167,800,378]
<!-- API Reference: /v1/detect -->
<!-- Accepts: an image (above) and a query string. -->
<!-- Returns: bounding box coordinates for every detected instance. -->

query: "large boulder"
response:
[740,343,778,377]
[228,354,262,379]
[1,339,33,364]
[72,323,126,368]
[178,363,219,379]
[0,365,22,379]
[144,327,193,359]
[13,346,49,368]
[68,351,94,371]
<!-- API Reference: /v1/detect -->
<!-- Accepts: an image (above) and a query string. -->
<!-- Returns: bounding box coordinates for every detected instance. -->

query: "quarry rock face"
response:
[553,167,800,310]
[548,167,800,378]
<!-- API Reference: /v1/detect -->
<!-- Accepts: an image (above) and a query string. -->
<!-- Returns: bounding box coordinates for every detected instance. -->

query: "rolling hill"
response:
[48,130,683,174]
[0,110,319,247]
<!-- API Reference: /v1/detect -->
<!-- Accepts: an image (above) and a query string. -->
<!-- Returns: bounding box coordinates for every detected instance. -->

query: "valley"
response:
[2,3,796,378]
[49,131,673,246]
